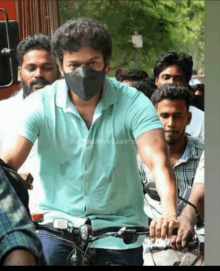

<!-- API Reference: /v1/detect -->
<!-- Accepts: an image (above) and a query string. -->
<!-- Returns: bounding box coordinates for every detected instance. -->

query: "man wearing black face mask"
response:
[0,34,59,212]
[2,19,179,266]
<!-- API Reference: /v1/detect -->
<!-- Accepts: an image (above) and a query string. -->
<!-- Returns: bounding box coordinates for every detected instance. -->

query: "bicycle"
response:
[31,213,202,266]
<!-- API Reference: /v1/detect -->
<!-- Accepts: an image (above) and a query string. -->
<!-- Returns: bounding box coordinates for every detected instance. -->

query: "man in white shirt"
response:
[153,51,204,139]
[0,33,59,212]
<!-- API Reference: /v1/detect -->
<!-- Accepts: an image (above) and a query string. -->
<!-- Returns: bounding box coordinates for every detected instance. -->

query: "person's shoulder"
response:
[189,105,204,116]
[108,77,140,98]
[108,76,150,107]
[24,79,64,104]
[0,91,23,115]
[187,136,205,151]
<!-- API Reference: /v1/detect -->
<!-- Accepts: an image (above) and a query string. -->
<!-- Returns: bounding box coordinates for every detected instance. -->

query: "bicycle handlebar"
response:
[34,221,200,250]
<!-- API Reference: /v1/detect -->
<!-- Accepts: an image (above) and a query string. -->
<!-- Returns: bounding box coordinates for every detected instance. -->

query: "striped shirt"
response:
[0,164,44,265]
[137,136,204,219]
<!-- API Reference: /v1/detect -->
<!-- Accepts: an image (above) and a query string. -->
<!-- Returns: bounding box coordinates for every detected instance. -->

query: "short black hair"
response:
[154,51,193,84]
[51,18,112,64]
[131,78,156,99]
[16,34,52,66]
[192,83,205,94]
[151,83,193,111]
[116,69,149,82]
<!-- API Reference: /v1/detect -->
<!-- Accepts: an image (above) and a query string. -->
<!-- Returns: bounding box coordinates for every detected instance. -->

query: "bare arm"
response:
[171,183,205,250]
[136,128,179,240]
[181,182,204,223]
[2,135,33,171]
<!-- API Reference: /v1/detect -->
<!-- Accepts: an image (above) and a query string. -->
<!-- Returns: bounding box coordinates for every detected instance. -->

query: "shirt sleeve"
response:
[13,92,44,144]
[194,151,204,184]
[0,165,44,265]
[127,91,163,139]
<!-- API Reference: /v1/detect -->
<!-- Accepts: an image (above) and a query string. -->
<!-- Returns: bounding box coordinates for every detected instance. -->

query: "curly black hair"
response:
[16,34,52,66]
[51,18,112,65]
[116,69,149,82]
[154,51,193,84]
[191,83,205,94]
[151,83,193,111]
[131,78,156,99]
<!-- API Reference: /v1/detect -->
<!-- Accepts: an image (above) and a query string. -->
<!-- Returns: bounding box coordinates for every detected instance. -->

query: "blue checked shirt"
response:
[0,165,44,265]
[137,136,204,219]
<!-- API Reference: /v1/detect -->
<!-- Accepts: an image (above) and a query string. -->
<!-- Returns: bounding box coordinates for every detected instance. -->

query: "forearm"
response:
[180,183,204,228]
[152,163,178,218]
[1,136,33,171]
[136,129,178,218]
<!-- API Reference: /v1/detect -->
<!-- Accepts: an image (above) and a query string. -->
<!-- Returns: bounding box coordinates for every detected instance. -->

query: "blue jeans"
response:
[38,223,143,266]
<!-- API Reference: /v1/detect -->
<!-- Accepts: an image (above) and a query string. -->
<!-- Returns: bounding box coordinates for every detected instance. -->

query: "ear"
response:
[105,65,112,74]
[17,66,21,82]
[187,111,192,125]
[155,77,158,87]
[57,60,65,77]
[104,58,111,74]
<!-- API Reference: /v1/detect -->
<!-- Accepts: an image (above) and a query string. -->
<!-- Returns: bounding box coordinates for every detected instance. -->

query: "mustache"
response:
[30,78,51,87]
[165,130,178,133]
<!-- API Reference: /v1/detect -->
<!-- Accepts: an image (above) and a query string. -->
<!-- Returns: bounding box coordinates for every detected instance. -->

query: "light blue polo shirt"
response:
[16,76,163,249]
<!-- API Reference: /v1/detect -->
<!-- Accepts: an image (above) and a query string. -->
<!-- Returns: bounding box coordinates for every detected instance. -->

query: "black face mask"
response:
[64,66,106,101]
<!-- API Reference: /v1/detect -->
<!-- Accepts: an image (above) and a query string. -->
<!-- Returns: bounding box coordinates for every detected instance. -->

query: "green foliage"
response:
[58,0,204,77]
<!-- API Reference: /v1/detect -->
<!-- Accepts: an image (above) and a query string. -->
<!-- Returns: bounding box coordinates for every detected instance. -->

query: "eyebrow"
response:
[159,111,183,115]
[67,56,101,64]
[25,61,54,66]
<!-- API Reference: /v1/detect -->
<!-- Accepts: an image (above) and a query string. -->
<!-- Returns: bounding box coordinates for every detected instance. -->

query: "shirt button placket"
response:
[83,133,93,215]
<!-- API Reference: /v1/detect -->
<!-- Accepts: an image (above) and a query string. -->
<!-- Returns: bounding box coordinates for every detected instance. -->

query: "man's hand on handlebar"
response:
[170,226,194,251]
[20,172,34,190]
[149,215,180,245]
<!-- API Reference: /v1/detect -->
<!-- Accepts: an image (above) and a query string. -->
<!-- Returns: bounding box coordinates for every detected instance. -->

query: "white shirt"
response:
[0,90,41,213]
[194,151,205,184]
[187,106,204,138]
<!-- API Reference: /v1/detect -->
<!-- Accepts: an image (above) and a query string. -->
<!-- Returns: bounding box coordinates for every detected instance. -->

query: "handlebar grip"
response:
[187,234,198,248]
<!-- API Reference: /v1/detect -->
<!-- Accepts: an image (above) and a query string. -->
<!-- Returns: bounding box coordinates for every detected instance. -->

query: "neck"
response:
[168,135,187,163]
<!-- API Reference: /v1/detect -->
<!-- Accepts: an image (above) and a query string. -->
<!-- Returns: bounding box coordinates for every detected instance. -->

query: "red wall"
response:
[0,0,20,100]
[0,0,16,20]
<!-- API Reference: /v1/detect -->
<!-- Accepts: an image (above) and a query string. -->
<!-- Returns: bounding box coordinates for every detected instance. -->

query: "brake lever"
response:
[116,227,139,244]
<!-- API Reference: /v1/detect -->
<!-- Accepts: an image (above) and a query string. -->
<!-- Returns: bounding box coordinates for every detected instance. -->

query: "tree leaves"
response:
[58,0,204,76]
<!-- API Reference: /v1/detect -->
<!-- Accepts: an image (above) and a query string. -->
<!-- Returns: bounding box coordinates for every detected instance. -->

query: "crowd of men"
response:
[0,18,204,266]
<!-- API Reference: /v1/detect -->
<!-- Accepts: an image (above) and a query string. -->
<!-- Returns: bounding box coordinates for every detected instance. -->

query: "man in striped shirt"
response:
[139,84,204,218]
[138,84,204,257]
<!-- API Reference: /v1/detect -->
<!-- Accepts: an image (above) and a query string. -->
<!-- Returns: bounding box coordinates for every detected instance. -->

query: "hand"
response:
[150,215,180,244]
[20,172,34,190]
[170,226,194,250]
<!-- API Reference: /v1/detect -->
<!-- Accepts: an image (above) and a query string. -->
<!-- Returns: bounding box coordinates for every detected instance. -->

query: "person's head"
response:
[16,34,59,98]
[131,78,156,99]
[52,18,112,76]
[154,51,193,87]
[115,68,126,78]
[151,84,193,146]
[192,83,204,97]
[192,69,198,75]
[116,69,149,85]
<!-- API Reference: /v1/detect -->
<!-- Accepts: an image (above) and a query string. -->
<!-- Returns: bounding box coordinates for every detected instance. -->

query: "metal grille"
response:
[15,0,60,40]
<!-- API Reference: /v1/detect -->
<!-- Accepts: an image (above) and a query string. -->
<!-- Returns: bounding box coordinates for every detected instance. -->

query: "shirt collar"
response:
[55,76,117,113]
[175,136,200,166]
